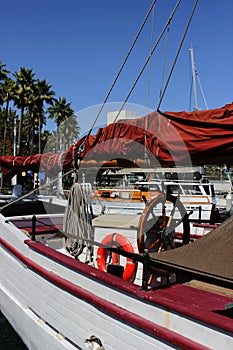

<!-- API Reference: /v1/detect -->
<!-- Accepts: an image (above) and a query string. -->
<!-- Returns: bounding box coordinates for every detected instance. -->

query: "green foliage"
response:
[0,60,80,156]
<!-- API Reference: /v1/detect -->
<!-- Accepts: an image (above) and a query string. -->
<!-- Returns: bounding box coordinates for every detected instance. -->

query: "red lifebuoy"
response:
[96,233,137,282]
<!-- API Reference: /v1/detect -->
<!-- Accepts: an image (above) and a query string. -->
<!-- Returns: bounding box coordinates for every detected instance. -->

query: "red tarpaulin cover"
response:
[1,102,233,176]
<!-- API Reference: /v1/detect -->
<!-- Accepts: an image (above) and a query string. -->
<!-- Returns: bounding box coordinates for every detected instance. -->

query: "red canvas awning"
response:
[0,102,233,176]
[72,102,233,167]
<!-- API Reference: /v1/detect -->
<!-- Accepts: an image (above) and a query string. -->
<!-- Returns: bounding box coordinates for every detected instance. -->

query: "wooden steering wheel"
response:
[137,191,190,254]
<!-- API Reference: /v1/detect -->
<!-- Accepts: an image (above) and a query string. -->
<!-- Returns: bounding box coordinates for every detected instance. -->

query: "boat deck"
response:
[184,279,233,298]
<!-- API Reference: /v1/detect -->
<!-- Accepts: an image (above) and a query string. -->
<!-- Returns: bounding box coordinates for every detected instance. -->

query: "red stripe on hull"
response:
[0,236,212,350]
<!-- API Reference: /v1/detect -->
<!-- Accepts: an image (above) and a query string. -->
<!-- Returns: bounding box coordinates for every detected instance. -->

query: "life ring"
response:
[96,233,137,282]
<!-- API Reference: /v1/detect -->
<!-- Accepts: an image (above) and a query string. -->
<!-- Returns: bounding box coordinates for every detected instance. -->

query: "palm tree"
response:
[1,78,17,155]
[25,83,38,155]
[47,97,76,152]
[10,109,18,156]
[0,61,9,84]
[13,67,35,155]
[40,129,53,153]
[59,114,80,150]
[42,129,57,153]
[34,79,55,153]
[0,62,19,156]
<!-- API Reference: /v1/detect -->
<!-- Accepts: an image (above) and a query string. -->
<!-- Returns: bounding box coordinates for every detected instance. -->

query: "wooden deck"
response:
[184,280,233,298]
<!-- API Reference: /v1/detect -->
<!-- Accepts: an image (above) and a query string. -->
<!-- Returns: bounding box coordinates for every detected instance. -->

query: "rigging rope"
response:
[146,4,155,114]
[196,73,209,110]
[189,75,193,111]
[189,72,208,111]
[157,0,200,110]
[77,0,158,151]
[112,0,182,123]
[1,1,200,211]
[145,3,156,163]
[159,25,170,100]
[74,0,157,164]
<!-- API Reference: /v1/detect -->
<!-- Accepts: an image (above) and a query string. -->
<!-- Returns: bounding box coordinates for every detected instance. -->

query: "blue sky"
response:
[1,0,232,134]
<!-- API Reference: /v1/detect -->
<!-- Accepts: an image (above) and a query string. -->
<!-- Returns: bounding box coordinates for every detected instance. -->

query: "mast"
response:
[189,46,208,111]
[13,115,17,157]
[189,46,198,110]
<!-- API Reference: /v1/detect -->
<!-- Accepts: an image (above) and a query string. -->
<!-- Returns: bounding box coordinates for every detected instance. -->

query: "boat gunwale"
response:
[2,236,231,335]
[0,236,210,350]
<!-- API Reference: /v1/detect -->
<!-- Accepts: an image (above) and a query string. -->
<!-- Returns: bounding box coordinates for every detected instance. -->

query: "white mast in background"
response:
[189,46,208,111]
[189,46,198,110]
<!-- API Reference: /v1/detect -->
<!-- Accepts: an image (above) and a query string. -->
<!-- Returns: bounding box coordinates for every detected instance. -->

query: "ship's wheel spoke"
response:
[137,192,190,254]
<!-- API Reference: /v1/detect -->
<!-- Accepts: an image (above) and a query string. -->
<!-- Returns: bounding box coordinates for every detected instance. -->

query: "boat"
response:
[1,180,233,350]
[91,168,217,213]
[1,1,233,348]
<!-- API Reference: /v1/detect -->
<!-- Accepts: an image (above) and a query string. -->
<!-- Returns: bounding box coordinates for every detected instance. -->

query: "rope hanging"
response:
[63,182,94,258]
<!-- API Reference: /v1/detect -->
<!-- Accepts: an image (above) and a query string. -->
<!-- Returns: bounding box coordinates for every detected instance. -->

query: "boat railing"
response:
[24,212,230,291]
[24,212,154,289]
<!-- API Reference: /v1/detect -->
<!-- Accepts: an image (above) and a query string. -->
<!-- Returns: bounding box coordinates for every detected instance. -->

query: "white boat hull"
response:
[1,213,233,350]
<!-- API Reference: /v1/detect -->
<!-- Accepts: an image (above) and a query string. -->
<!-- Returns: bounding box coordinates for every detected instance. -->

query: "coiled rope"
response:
[63,182,94,258]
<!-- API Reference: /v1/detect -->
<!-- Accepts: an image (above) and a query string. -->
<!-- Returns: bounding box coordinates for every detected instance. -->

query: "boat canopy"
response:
[0,102,233,176]
[149,212,233,287]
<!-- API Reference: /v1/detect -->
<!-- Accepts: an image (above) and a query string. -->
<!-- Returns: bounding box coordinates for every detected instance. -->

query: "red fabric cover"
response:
[0,154,42,176]
[1,102,233,175]
[73,102,233,166]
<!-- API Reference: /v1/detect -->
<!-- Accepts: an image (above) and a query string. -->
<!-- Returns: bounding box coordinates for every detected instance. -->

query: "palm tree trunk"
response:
[17,106,24,155]
[30,123,35,156]
[2,96,9,156]
[38,114,41,154]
